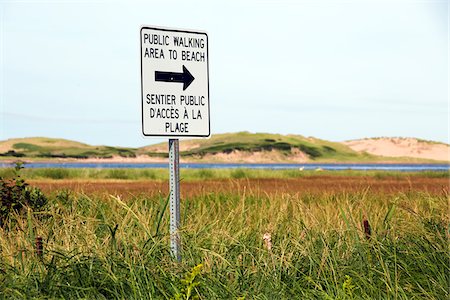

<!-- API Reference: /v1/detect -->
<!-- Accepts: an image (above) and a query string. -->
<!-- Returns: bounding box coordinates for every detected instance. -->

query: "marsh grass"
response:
[0,167,448,181]
[0,168,166,181]
[0,180,448,298]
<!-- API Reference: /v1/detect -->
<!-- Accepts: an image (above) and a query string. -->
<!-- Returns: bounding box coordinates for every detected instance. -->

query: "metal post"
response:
[168,139,181,261]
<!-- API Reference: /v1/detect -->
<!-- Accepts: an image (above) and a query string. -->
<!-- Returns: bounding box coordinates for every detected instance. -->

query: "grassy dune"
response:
[0,169,448,298]
[2,133,446,162]
[0,137,137,159]
[142,131,375,161]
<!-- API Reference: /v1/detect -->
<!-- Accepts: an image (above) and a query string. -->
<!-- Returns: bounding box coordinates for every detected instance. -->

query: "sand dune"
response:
[344,137,449,162]
[2,134,448,163]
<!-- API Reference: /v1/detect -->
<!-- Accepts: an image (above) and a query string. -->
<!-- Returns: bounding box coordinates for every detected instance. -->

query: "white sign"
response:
[140,26,210,137]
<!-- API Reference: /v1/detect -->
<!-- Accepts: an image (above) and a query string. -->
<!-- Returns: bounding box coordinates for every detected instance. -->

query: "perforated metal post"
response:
[169,139,181,261]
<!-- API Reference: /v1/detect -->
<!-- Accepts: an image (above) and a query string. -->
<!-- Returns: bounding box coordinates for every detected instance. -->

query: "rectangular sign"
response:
[140,26,210,137]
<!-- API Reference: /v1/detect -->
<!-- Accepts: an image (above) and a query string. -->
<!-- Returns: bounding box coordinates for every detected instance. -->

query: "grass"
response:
[145,131,372,161]
[0,167,448,181]
[0,137,138,159]
[3,133,447,162]
[0,168,166,181]
[0,171,448,298]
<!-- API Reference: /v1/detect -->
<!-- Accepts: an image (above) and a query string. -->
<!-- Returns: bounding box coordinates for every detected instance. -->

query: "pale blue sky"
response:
[0,0,448,147]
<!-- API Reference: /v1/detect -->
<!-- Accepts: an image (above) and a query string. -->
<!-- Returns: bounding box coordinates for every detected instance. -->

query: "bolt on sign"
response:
[140,26,210,137]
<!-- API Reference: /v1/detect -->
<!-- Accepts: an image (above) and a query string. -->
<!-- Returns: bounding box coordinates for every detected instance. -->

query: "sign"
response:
[140,26,210,137]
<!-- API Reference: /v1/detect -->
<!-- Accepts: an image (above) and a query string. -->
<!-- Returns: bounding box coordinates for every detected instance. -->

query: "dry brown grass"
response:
[30,175,448,200]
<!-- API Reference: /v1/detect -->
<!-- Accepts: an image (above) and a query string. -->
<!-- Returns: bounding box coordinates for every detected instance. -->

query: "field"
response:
[0,168,449,299]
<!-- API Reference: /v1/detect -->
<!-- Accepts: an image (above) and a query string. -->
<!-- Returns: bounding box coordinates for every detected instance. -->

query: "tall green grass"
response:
[0,184,448,298]
[0,167,448,180]
[0,168,166,180]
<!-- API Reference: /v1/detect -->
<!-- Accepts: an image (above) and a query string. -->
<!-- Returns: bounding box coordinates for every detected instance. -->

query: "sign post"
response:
[168,138,181,261]
[140,26,210,261]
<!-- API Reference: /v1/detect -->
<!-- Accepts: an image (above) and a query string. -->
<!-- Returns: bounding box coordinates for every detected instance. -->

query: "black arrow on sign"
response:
[155,65,195,91]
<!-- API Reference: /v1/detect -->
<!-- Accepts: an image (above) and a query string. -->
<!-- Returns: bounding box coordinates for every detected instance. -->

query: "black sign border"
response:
[140,26,211,138]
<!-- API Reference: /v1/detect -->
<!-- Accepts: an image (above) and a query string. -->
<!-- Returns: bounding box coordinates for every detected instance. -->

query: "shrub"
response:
[0,150,25,157]
[298,145,321,158]
[0,162,47,227]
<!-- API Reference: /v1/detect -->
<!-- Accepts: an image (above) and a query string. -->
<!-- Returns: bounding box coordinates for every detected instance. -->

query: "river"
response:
[0,162,449,171]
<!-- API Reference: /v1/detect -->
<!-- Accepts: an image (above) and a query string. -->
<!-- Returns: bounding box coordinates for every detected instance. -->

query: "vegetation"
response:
[1,133,447,162]
[144,132,372,161]
[0,167,448,181]
[0,165,448,298]
[0,163,47,227]
[0,137,137,159]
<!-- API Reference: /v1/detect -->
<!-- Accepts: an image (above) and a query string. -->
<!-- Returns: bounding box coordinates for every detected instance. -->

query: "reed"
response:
[0,178,448,298]
[0,167,448,180]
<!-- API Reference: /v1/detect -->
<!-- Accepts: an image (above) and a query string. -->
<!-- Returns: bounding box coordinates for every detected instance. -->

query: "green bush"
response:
[0,162,47,227]
[0,150,25,157]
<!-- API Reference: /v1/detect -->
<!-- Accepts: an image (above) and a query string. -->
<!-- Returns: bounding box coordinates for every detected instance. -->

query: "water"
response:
[0,162,448,171]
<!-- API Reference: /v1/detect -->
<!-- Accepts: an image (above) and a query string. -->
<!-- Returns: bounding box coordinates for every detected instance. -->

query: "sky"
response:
[0,0,448,147]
